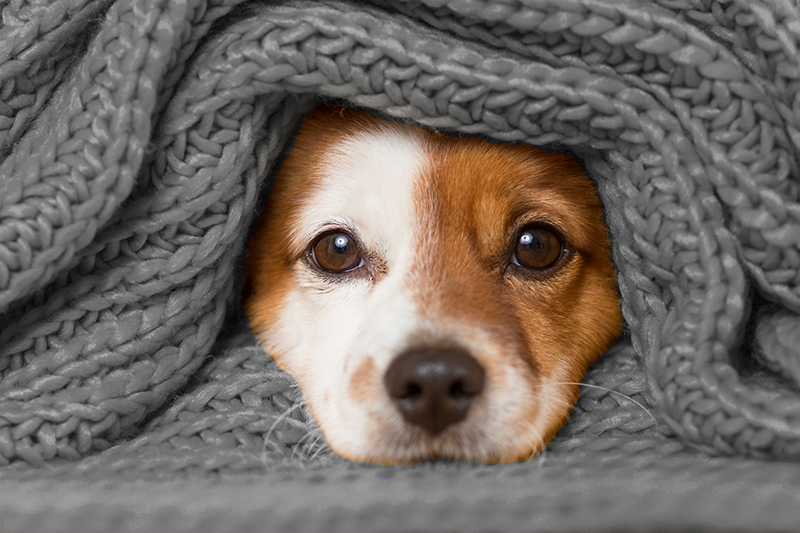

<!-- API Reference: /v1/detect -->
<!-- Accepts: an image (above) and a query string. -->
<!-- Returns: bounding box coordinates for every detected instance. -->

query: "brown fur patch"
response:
[349,356,376,404]
[404,131,622,383]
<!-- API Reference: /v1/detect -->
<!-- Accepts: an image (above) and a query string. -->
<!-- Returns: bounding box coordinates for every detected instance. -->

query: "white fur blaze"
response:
[261,126,434,456]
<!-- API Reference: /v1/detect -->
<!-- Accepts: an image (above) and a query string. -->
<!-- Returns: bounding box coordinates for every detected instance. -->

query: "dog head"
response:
[244,106,622,464]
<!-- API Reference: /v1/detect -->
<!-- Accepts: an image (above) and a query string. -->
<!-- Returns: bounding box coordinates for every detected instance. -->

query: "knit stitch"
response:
[1,0,798,475]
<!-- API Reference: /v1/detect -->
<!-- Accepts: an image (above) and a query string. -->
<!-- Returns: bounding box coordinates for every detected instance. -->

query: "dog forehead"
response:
[424,137,605,259]
[293,125,429,265]
[285,107,601,267]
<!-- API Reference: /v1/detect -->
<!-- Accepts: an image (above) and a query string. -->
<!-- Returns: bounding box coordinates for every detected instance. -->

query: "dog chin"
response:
[341,437,543,465]
[324,415,547,465]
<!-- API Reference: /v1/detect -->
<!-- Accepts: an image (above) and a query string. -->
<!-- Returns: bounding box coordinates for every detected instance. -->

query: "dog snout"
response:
[384,347,485,436]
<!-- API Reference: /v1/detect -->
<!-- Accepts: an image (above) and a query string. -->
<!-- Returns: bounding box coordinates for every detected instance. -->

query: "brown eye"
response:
[312,231,362,273]
[513,225,565,270]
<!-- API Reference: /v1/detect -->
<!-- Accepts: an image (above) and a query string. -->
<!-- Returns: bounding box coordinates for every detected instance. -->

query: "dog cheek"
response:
[257,288,342,385]
[561,269,624,376]
[504,287,565,378]
[280,282,386,425]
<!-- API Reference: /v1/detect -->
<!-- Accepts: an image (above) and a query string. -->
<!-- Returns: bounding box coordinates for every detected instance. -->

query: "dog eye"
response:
[312,231,363,273]
[513,224,565,270]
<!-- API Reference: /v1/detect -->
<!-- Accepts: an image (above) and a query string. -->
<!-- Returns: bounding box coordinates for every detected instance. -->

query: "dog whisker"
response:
[260,402,305,467]
[516,417,548,467]
[549,381,658,430]
[275,395,332,462]
[528,389,574,412]
[533,429,547,467]
[308,434,333,461]
[291,427,319,457]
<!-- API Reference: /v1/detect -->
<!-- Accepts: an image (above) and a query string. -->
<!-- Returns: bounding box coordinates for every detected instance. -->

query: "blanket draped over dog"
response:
[1,0,799,505]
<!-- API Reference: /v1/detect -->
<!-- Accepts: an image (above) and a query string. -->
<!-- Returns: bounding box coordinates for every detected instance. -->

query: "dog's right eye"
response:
[311,231,363,273]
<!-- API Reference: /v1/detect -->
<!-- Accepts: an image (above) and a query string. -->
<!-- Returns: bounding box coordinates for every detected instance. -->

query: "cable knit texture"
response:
[1,1,798,524]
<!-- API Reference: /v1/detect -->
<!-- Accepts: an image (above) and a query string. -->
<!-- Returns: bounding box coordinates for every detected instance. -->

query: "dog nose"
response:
[384,347,485,436]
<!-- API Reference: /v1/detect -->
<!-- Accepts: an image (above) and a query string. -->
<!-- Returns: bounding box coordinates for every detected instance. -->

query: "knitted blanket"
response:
[1,1,798,531]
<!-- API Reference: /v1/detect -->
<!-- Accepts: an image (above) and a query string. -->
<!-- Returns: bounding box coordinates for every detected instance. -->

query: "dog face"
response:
[244,106,622,464]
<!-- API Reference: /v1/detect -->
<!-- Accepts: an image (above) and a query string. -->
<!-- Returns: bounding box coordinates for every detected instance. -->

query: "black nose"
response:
[384,347,485,436]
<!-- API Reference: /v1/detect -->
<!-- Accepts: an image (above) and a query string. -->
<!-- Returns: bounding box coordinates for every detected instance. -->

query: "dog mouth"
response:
[372,425,493,464]
[364,422,543,465]
[367,392,545,465]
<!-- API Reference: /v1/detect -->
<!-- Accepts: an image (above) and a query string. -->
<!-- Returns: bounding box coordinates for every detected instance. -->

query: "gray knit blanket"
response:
[1,1,798,531]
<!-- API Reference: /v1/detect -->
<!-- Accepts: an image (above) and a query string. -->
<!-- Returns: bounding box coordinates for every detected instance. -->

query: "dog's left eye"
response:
[512,224,567,271]
[311,231,363,273]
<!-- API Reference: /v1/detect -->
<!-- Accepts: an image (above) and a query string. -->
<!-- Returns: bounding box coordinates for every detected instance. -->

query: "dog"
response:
[243,105,622,465]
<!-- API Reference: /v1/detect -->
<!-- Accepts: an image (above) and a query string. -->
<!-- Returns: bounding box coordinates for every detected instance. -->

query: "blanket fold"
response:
[1,0,798,471]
